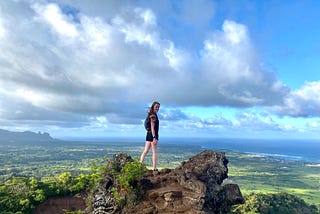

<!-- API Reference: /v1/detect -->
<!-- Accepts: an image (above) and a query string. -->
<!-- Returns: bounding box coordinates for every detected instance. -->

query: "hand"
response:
[152,138,158,145]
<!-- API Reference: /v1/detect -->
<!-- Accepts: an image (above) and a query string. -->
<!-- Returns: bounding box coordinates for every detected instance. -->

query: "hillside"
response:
[0,129,55,144]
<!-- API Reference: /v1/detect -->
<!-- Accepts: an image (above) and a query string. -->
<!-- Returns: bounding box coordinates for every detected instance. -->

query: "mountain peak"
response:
[0,129,55,144]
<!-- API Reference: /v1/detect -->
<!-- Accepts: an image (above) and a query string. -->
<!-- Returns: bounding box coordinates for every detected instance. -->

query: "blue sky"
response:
[0,0,320,140]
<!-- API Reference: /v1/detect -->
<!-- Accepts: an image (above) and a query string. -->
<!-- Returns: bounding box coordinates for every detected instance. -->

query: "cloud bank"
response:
[0,0,319,132]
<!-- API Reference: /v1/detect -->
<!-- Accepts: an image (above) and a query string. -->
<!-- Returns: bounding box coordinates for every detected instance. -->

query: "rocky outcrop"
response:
[91,153,134,213]
[91,150,244,214]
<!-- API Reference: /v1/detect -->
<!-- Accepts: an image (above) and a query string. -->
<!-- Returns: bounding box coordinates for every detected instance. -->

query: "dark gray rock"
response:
[91,153,133,214]
[90,150,244,214]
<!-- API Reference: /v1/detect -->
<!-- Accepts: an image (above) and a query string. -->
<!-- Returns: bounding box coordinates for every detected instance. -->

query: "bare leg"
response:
[151,140,158,170]
[140,141,151,163]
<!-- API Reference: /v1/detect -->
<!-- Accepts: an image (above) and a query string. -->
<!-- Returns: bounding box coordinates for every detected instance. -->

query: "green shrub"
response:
[230,192,319,214]
[111,158,147,207]
[63,210,84,214]
[0,156,109,214]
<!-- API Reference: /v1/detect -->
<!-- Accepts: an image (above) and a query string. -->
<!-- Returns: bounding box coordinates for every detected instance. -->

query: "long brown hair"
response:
[149,101,160,114]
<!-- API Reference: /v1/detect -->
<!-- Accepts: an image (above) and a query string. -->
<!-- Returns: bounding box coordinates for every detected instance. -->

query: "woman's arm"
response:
[150,114,156,139]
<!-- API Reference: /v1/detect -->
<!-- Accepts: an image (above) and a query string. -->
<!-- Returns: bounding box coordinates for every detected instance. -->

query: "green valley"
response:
[0,140,319,213]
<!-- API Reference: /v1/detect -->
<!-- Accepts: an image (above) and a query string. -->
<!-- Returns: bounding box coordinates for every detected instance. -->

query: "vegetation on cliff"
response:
[229,193,319,214]
[0,157,106,214]
[111,158,147,207]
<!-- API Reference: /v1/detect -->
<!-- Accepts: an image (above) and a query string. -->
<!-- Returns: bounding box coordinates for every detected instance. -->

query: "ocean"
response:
[159,138,320,163]
[62,136,320,163]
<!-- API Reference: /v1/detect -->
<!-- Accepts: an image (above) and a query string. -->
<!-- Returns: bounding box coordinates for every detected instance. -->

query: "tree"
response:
[230,193,319,214]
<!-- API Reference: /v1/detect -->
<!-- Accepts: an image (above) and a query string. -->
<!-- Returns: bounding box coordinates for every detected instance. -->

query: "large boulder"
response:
[91,150,244,214]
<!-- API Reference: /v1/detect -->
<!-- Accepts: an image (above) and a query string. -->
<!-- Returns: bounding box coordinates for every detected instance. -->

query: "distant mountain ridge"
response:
[0,129,55,144]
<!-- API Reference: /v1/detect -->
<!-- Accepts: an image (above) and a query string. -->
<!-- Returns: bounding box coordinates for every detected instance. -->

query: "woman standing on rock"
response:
[140,101,160,171]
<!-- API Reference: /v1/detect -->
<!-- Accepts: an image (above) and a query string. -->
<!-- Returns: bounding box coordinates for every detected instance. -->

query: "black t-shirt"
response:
[149,113,159,136]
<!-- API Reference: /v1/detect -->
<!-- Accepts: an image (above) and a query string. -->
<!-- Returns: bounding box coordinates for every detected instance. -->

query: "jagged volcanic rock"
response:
[91,150,244,214]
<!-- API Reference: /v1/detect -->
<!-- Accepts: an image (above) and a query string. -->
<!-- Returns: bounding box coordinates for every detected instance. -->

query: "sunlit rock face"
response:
[92,150,244,214]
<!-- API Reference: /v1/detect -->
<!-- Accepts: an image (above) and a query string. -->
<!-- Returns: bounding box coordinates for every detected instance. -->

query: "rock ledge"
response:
[92,150,244,214]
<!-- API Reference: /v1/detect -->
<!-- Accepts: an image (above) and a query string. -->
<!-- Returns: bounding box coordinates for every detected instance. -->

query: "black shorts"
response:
[146,131,158,141]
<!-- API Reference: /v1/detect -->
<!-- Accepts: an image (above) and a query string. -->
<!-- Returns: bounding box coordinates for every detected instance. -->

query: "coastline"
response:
[57,136,320,163]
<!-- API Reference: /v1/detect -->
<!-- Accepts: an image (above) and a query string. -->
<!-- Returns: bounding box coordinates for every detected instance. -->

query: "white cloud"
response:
[309,121,319,128]
[202,20,253,82]
[223,20,247,45]
[113,7,158,47]
[33,3,79,38]
[200,20,288,106]
[80,16,111,49]
[274,81,320,117]
[0,18,5,39]
[202,113,233,127]
[233,111,281,131]
[0,0,296,133]
[16,88,44,105]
